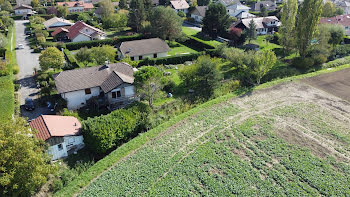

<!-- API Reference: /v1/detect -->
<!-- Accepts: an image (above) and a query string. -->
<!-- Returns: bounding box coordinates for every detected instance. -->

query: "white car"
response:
[17,44,24,49]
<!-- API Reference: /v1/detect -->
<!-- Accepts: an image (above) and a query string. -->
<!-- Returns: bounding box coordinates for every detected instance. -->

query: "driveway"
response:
[15,20,52,120]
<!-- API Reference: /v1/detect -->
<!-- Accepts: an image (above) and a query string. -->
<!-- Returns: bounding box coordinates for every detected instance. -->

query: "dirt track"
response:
[302,68,350,102]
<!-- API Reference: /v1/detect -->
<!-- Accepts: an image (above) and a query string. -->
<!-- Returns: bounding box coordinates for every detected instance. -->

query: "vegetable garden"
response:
[77,81,350,196]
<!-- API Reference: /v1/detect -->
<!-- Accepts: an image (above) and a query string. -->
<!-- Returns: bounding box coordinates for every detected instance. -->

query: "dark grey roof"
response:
[120,38,171,57]
[54,63,134,94]
[191,6,207,17]
[220,0,241,6]
[252,1,276,11]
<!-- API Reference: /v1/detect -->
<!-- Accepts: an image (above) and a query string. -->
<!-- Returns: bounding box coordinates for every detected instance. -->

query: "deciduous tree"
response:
[0,118,54,196]
[0,33,7,48]
[89,45,116,65]
[99,0,114,18]
[295,0,323,58]
[57,6,68,18]
[129,0,146,32]
[247,50,277,85]
[39,47,65,71]
[119,0,128,9]
[134,66,163,108]
[149,6,183,40]
[279,0,298,54]
[322,1,336,17]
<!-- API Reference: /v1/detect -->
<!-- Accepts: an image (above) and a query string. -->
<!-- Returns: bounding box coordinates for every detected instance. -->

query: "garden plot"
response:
[79,82,350,196]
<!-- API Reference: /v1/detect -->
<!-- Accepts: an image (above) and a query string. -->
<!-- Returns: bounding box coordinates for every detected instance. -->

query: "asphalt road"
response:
[15,20,51,120]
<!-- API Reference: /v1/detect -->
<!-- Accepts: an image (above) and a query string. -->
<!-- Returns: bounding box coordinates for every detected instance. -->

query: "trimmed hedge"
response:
[0,76,14,122]
[63,49,84,69]
[65,35,145,50]
[180,35,215,51]
[138,52,202,66]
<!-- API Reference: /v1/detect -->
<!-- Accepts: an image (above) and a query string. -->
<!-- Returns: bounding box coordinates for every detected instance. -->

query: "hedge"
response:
[180,35,216,51]
[138,52,202,66]
[63,49,84,69]
[65,34,145,50]
[0,76,14,122]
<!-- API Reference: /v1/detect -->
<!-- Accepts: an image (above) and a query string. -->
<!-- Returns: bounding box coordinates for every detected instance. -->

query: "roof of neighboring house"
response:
[30,115,82,141]
[252,0,276,11]
[120,38,171,57]
[237,16,280,29]
[191,6,207,17]
[13,4,32,10]
[152,0,159,5]
[336,1,350,7]
[54,63,134,94]
[67,21,106,40]
[57,1,94,9]
[46,6,58,15]
[52,27,69,37]
[235,11,255,19]
[220,0,241,6]
[320,14,350,27]
[43,17,74,29]
[170,0,189,10]
[228,3,250,10]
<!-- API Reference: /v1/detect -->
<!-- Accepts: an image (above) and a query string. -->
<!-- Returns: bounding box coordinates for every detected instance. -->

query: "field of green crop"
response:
[78,82,350,196]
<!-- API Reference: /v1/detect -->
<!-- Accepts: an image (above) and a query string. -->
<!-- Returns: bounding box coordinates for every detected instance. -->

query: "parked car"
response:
[17,44,24,49]
[47,101,57,112]
[25,98,35,111]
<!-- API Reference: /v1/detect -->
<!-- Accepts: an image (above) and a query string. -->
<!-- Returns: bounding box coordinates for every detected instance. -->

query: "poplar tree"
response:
[279,0,298,55]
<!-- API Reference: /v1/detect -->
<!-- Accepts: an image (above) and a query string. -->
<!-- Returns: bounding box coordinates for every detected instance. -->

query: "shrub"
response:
[323,55,350,68]
[12,64,19,74]
[138,52,202,66]
[330,44,350,60]
[291,57,315,69]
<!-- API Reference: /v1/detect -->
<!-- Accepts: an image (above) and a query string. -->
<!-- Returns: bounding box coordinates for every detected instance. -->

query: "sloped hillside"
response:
[78,81,350,196]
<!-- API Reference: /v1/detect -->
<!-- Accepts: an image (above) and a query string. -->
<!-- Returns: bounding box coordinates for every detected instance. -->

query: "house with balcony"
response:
[30,115,84,160]
[233,16,280,35]
[170,0,190,13]
[54,62,136,110]
[119,38,171,61]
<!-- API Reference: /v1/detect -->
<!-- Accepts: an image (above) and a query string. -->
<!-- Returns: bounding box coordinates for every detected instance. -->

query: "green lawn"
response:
[168,41,198,56]
[248,35,282,51]
[0,76,14,122]
[182,26,221,47]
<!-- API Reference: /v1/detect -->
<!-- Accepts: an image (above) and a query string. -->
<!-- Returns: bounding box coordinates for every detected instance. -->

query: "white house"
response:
[30,115,84,161]
[190,6,207,23]
[170,0,190,13]
[233,16,280,35]
[66,21,106,42]
[54,62,136,110]
[218,0,241,7]
[13,4,33,16]
[119,38,171,61]
[43,17,74,30]
[56,1,94,13]
[227,4,255,19]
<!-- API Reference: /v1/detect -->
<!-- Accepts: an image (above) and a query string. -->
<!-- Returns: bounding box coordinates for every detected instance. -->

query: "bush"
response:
[330,44,350,60]
[63,49,83,69]
[291,57,315,69]
[181,35,216,50]
[323,55,350,68]
[12,64,19,75]
[138,52,202,66]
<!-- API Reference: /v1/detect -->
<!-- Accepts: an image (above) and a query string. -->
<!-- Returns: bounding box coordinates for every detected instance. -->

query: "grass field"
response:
[168,42,198,56]
[77,78,350,196]
[248,35,282,51]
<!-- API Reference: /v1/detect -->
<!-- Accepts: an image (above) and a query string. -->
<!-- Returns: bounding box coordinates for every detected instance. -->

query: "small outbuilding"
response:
[30,115,84,160]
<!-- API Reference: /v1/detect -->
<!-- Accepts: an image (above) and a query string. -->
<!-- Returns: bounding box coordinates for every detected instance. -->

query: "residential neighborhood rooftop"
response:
[56,1,94,9]
[320,14,350,26]
[120,38,171,57]
[192,6,207,17]
[43,17,74,29]
[13,4,32,9]
[54,62,134,94]
[66,21,106,40]
[238,16,280,29]
[30,115,82,141]
[170,0,190,10]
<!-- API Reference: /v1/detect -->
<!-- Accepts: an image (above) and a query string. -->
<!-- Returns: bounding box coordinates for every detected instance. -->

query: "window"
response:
[112,92,116,98]
[85,88,91,95]
[112,91,121,98]
[117,90,121,97]
[131,56,134,61]
[139,55,143,60]
[67,138,75,147]
[153,53,157,58]
[58,144,63,151]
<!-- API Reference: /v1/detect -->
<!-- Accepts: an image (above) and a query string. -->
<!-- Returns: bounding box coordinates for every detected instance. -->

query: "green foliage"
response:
[246,18,257,43]
[57,6,68,18]
[180,56,221,99]
[0,117,55,196]
[295,0,323,57]
[63,49,84,69]
[246,50,277,85]
[134,66,163,107]
[322,1,336,17]
[330,44,350,60]
[149,7,183,41]
[102,13,127,30]
[89,45,116,65]
[119,0,128,9]
[39,47,65,71]
[82,102,151,154]
[0,76,13,121]
[99,0,115,18]
[197,0,210,6]
[0,1,12,12]
[0,33,7,48]
[203,3,232,38]
[279,0,297,54]
[138,52,202,66]
[129,0,146,32]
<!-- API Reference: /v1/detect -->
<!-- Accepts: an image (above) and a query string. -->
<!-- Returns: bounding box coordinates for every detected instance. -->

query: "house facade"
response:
[190,6,207,22]
[66,21,106,42]
[320,14,350,35]
[252,1,277,12]
[170,0,190,13]
[233,16,280,35]
[13,4,33,15]
[336,1,350,15]
[30,115,84,161]
[56,1,94,13]
[119,38,171,61]
[227,3,255,19]
[54,62,136,110]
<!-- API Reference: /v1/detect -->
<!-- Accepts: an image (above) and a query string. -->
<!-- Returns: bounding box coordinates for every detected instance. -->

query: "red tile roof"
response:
[52,27,69,37]
[67,21,105,40]
[30,115,82,141]
[320,14,350,27]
